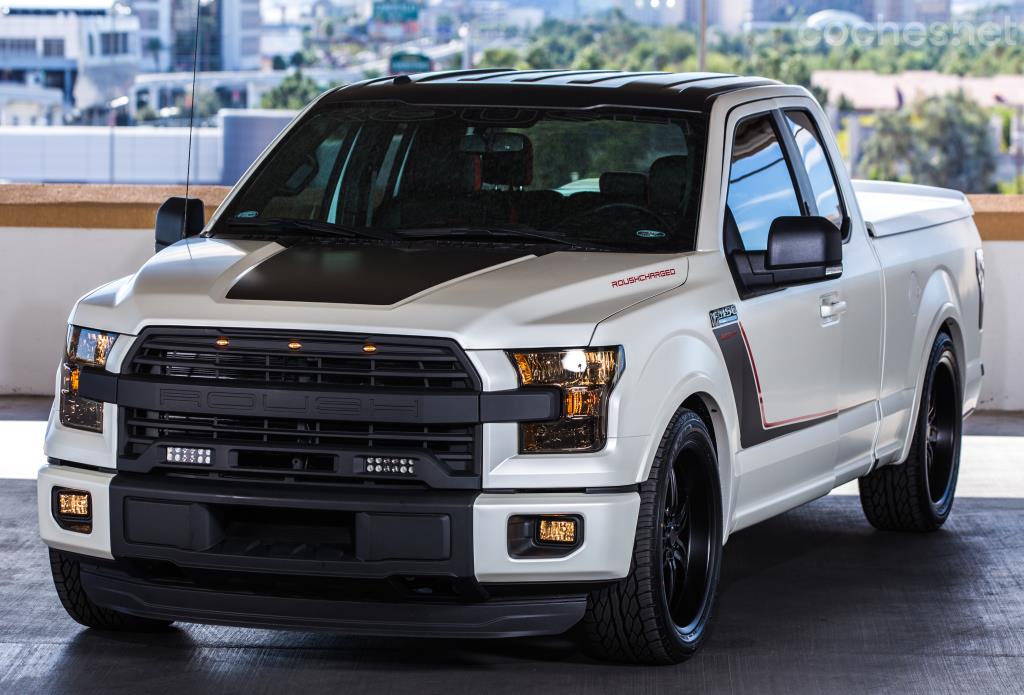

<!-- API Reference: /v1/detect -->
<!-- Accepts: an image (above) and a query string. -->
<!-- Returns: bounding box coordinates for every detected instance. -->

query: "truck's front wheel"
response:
[858,331,962,532]
[582,409,722,664]
[49,550,173,632]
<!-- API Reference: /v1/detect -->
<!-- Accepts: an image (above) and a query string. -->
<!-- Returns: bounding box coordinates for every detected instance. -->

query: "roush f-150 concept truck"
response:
[39,70,984,664]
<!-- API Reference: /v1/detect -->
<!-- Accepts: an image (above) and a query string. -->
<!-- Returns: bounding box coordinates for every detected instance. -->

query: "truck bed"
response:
[853,179,973,237]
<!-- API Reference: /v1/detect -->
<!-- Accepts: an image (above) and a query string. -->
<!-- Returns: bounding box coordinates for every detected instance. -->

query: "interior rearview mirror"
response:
[460,132,527,154]
[155,197,205,253]
[766,216,843,279]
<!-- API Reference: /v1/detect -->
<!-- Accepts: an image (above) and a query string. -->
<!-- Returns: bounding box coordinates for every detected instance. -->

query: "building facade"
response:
[125,0,260,73]
[0,0,140,116]
[617,0,953,30]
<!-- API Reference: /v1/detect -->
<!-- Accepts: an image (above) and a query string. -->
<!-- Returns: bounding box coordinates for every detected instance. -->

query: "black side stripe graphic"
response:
[713,321,836,448]
[228,245,529,305]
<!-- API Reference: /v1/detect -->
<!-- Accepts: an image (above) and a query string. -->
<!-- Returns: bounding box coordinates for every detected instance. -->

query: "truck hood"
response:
[73,238,688,349]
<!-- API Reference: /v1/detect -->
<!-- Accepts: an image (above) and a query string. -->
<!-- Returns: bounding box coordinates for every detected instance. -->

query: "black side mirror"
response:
[155,197,205,253]
[766,215,843,282]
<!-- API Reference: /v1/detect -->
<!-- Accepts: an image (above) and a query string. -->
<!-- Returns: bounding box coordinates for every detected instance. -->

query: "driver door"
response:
[722,108,841,528]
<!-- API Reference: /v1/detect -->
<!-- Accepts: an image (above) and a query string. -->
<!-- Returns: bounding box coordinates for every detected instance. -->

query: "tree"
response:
[135,106,158,123]
[858,110,916,182]
[260,72,324,110]
[479,48,521,69]
[859,92,997,193]
[572,45,607,70]
[172,89,223,121]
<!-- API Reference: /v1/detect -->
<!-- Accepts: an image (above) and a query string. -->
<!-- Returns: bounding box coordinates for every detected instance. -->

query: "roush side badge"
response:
[709,304,738,329]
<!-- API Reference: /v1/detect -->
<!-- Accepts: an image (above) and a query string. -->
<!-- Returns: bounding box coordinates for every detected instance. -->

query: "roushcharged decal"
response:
[610,267,677,288]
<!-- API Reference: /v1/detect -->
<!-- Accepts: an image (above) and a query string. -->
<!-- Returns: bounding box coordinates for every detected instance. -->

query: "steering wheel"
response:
[555,202,670,237]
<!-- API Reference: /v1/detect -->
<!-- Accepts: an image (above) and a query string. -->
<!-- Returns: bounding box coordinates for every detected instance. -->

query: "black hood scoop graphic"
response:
[227,244,531,305]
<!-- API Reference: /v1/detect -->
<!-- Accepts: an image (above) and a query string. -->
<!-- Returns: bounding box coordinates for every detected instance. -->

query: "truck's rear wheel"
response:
[859,331,962,532]
[49,549,173,632]
[582,409,722,664]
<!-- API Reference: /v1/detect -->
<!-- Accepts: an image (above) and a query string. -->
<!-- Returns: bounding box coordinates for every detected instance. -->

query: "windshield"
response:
[215,102,706,252]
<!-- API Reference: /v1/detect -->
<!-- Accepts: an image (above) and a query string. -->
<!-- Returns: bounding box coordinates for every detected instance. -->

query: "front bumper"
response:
[39,462,640,636]
[74,559,589,638]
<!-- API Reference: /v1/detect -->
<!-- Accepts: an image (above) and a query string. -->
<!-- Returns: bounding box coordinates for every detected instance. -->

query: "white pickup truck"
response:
[38,70,984,664]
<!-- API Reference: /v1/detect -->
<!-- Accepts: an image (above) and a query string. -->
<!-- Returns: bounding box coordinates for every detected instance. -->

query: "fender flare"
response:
[894,268,966,465]
[610,332,740,534]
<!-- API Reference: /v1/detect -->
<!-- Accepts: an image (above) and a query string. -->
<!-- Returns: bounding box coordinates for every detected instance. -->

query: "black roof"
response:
[323,69,783,113]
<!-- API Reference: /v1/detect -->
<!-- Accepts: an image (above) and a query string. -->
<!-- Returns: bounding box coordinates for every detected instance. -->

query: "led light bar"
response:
[361,456,417,476]
[166,446,213,465]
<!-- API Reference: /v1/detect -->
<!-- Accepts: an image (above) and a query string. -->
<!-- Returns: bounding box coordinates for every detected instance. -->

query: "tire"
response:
[582,409,723,664]
[859,331,962,532]
[49,549,173,632]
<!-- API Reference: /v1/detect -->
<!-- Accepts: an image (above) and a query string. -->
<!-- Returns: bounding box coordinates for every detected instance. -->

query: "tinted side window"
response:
[785,110,844,228]
[726,115,802,251]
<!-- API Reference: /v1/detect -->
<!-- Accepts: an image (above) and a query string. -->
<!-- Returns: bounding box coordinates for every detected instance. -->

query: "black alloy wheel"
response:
[859,331,962,532]
[661,448,715,637]
[583,409,722,664]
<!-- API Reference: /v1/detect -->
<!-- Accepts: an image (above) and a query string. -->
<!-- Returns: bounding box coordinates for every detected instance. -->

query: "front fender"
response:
[597,324,741,534]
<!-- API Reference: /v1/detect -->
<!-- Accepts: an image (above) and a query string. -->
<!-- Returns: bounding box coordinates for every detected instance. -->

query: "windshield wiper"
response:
[218,217,396,241]
[395,226,617,251]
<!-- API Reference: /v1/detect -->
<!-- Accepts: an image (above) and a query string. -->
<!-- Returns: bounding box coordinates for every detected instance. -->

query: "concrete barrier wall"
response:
[0,226,154,394]
[0,186,1021,410]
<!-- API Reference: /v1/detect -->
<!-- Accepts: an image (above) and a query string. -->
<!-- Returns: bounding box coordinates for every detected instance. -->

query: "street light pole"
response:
[698,0,707,72]
[108,0,116,183]
[459,23,472,70]
[996,94,1023,193]
[1016,102,1022,194]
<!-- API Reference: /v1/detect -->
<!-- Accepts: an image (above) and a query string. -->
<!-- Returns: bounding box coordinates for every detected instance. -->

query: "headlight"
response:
[59,326,118,433]
[507,347,623,454]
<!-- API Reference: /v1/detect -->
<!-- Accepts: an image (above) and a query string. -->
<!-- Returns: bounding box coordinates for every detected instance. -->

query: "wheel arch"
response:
[679,391,737,540]
[896,269,966,465]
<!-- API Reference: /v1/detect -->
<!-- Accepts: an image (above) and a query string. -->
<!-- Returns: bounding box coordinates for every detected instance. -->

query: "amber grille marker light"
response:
[362,343,378,353]
[538,517,577,544]
[215,337,230,348]
[288,340,302,350]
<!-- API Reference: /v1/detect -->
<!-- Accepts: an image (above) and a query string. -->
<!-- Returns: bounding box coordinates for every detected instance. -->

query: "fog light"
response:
[52,487,92,534]
[537,517,578,544]
[58,490,90,517]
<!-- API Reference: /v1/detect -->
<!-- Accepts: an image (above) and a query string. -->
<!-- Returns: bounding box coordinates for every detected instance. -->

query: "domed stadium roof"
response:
[805,10,871,29]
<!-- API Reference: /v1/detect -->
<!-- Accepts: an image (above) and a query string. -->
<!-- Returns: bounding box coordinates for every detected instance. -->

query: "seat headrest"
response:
[481,138,533,187]
[404,137,479,194]
[648,155,688,212]
[599,172,647,201]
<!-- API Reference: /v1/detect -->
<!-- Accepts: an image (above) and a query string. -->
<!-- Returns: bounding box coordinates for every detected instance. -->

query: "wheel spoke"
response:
[673,545,687,570]
[666,468,679,516]
[663,554,677,603]
[674,499,689,529]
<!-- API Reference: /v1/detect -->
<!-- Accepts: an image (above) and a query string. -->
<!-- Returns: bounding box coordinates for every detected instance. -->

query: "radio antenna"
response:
[183,0,202,259]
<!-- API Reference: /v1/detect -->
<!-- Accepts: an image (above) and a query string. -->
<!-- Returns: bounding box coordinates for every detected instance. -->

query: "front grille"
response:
[126,328,477,391]
[119,328,482,485]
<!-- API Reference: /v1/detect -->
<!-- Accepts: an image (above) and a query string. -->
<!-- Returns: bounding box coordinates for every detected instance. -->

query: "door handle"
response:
[820,299,848,319]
